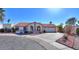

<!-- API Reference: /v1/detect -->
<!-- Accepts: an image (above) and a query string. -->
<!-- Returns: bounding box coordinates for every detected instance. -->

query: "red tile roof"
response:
[15,22,56,28]
[15,22,29,27]
[30,22,42,25]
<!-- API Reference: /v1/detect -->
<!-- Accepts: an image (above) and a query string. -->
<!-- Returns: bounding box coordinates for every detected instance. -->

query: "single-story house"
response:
[0,24,14,29]
[0,24,15,33]
[14,22,57,33]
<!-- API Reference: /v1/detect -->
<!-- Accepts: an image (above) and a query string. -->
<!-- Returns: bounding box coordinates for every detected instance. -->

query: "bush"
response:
[0,28,4,33]
[4,28,11,33]
[11,28,16,33]
[76,28,79,35]
[0,28,12,33]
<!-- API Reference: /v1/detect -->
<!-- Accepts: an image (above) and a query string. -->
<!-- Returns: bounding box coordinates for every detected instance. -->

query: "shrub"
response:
[4,28,11,33]
[0,28,4,33]
[76,28,79,35]
[11,28,16,33]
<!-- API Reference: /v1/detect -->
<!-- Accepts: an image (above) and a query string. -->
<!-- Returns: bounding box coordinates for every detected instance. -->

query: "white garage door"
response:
[45,28,56,32]
[48,28,55,32]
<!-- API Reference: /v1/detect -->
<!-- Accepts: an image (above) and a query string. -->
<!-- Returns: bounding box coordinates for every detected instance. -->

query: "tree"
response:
[49,21,52,24]
[0,8,5,23]
[78,20,79,25]
[57,23,63,32]
[7,19,11,24]
[66,17,77,26]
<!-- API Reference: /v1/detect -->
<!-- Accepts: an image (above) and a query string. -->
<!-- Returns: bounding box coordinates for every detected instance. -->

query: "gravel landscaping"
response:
[56,35,79,50]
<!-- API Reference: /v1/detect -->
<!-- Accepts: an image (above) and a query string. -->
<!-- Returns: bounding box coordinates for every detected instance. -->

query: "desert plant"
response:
[57,23,63,33]
[76,28,79,35]
[11,27,17,33]
[0,28,4,33]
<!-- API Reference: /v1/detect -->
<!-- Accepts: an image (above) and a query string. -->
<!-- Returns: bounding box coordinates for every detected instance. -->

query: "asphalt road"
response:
[0,36,46,50]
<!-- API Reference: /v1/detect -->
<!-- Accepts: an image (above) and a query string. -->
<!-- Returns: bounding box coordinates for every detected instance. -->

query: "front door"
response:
[37,26,41,33]
[19,27,24,33]
[24,27,27,33]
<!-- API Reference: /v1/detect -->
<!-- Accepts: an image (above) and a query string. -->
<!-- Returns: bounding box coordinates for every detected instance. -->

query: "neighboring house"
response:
[0,24,3,29]
[3,24,12,29]
[64,25,79,35]
[0,24,14,29]
[3,24,14,29]
[0,24,15,33]
[14,22,57,33]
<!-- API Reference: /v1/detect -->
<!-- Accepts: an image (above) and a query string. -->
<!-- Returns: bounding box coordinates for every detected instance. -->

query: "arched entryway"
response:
[37,26,41,33]
[29,23,42,33]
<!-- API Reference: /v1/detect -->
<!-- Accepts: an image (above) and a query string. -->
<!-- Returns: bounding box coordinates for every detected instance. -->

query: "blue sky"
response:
[3,8,79,25]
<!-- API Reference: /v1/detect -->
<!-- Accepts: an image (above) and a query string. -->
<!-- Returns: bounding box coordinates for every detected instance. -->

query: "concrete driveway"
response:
[34,33,64,42]
[22,33,66,50]
[30,33,73,50]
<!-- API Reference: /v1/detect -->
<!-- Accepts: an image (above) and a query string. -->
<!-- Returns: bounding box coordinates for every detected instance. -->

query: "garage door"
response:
[45,28,56,32]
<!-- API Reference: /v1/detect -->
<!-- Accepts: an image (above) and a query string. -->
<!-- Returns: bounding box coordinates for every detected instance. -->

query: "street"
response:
[0,33,72,50]
[0,35,46,50]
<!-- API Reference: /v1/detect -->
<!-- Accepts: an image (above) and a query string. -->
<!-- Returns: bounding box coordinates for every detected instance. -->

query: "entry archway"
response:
[37,26,41,32]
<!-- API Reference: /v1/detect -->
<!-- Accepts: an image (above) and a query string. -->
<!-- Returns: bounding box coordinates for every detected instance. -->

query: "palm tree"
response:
[49,21,52,24]
[66,17,77,26]
[0,8,5,23]
[7,19,11,24]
